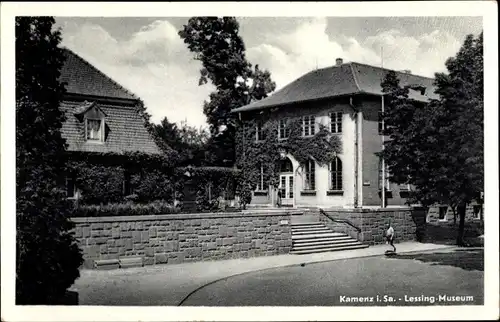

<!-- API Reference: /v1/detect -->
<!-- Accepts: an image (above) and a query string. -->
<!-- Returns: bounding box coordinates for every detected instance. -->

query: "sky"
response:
[54,16,483,128]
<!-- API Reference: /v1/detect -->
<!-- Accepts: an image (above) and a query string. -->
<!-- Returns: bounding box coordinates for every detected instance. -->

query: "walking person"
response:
[385,223,396,253]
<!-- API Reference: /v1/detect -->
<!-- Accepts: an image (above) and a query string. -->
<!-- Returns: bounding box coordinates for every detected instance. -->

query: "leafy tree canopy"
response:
[381,32,483,245]
[179,17,276,165]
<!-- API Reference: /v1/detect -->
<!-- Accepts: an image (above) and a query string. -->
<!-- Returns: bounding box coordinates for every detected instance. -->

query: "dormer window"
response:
[74,101,107,143]
[86,119,104,141]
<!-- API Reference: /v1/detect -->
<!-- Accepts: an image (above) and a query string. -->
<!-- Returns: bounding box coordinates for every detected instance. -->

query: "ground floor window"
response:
[303,159,315,191]
[439,206,448,221]
[329,157,342,191]
[473,205,483,220]
[66,175,76,198]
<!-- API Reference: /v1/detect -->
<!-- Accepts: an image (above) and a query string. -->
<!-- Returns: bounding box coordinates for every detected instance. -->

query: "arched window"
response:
[329,157,342,191]
[303,159,316,191]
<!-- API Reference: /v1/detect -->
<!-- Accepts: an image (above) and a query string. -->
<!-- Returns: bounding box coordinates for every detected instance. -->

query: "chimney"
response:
[335,58,343,66]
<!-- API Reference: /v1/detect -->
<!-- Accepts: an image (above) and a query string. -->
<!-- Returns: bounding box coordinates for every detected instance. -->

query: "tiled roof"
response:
[59,48,137,100]
[61,100,161,155]
[58,48,161,155]
[232,62,438,113]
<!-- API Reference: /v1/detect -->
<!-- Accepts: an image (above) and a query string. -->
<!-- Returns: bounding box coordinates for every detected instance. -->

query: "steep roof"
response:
[58,48,161,155]
[61,101,161,154]
[232,62,438,113]
[59,48,137,100]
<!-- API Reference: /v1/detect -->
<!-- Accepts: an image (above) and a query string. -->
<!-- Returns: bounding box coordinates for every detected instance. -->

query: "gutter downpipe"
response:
[349,96,359,208]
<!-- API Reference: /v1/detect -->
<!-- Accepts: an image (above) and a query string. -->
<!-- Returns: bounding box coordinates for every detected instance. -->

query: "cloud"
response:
[245,18,464,91]
[61,19,214,127]
[60,18,466,128]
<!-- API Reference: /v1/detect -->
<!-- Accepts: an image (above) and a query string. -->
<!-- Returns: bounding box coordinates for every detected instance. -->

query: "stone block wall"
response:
[72,211,292,269]
[318,208,422,245]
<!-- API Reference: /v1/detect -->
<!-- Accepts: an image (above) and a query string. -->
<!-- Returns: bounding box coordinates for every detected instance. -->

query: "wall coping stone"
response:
[71,210,299,223]
[321,207,413,213]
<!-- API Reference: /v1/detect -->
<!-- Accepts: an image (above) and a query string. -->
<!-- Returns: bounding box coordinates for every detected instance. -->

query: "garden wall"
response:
[317,207,423,245]
[71,211,293,269]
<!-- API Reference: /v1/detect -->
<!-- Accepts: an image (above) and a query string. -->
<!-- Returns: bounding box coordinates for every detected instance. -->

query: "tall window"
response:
[123,171,133,195]
[86,119,103,142]
[256,120,265,142]
[378,109,384,135]
[473,205,482,220]
[66,175,76,198]
[303,160,316,191]
[256,163,266,191]
[329,157,343,191]
[330,112,342,133]
[302,115,315,137]
[279,119,290,140]
[378,158,390,190]
[439,206,448,220]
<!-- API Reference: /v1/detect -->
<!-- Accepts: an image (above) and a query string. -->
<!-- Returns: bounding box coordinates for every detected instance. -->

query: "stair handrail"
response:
[319,208,361,233]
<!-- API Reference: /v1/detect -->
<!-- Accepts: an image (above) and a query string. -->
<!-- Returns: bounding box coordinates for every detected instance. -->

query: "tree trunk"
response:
[456,203,467,246]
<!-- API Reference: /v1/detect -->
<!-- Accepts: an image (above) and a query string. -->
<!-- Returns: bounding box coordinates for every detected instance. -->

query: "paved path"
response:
[73,242,455,306]
[182,248,483,306]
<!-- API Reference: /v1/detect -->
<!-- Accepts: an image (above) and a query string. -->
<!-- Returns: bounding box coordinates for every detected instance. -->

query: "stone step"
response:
[292,240,363,251]
[291,223,326,229]
[94,259,120,270]
[292,232,346,240]
[292,229,341,236]
[290,243,369,255]
[292,235,353,244]
[293,237,357,247]
[291,221,323,226]
[291,227,331,233]
[119,256,144,269]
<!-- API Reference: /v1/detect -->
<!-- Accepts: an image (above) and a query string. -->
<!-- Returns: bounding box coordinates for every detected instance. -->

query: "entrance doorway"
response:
[278,157,294,206]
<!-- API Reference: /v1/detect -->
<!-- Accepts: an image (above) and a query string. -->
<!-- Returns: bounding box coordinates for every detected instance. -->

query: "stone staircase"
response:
[291,222,368,255]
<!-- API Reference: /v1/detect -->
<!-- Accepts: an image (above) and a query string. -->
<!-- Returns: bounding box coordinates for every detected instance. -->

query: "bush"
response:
[71,201,180,217]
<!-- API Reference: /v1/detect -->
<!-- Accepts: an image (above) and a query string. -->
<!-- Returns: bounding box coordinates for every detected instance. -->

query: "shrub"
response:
[71,201,180,217]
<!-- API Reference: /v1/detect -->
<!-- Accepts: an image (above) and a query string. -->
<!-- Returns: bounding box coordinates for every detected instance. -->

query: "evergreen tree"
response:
[16,17,83,304]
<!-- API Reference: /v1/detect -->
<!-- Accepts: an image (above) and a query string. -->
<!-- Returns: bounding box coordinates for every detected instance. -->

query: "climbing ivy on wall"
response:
[235,117,342,208]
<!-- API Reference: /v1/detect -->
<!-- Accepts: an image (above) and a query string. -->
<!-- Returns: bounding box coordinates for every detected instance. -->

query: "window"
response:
[378,110,384,135]
[399,183,411,191]
[439,206,448,221]
[66,176,76,198]
[329,157,343,191]
[378,158,390,190]
[256,120,265,142]
[473,205,483,220]
[302,115,316,137]
[330,112,342,133]
[303,160,316,191]
[256,164,266,191]
[279,119,290,140]
[123,171,133,195]
[86,118,103,142]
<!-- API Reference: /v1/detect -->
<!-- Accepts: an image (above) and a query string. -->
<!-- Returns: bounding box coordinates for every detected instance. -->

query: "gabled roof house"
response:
[232,58,438,209]
[59,48,160,155]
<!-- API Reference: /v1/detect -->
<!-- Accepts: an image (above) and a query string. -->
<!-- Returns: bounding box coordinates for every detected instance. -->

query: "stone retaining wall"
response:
[318,208,422,245]
[72,211,293,269]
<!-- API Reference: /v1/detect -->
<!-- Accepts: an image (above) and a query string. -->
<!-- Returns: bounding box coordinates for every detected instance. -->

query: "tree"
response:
[16,17,83,304]
[381,32,483,246]
[152,117,210,166]
[179,17,276,165]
